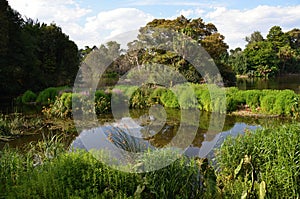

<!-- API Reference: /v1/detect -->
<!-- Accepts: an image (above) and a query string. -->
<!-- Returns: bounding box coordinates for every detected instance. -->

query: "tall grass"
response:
[0,141,217,198]
[215,123,300,198]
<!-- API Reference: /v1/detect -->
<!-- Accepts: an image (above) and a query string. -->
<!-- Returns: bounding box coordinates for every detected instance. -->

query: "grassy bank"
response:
[28,84,300,118]
[1,123,300,198]
[215,123,300,198]
[0,138,216,198]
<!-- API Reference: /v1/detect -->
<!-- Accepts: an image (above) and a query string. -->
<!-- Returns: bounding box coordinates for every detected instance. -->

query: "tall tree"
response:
[122,16,235,85]
[245,31,264,45]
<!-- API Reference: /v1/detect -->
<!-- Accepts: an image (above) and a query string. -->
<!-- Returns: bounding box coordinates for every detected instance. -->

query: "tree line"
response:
[2,0,300,97]
[0,0,79,96]
[228,27,300,77]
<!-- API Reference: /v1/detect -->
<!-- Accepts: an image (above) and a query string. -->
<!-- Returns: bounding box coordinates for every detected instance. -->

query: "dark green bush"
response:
[21,90,37,104]
[36,87,67,105]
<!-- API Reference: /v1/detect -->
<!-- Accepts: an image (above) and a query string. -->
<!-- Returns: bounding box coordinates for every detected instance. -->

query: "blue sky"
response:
[7,0,300,49]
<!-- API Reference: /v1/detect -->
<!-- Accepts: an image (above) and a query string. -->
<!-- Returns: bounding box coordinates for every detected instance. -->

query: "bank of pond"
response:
[1,123,299,198]
[15,83,300,118]
[1,84,300,198]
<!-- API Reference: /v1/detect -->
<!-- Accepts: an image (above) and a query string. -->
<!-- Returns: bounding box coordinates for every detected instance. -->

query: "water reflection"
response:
[70,110,259,159]
[237,74,300,93]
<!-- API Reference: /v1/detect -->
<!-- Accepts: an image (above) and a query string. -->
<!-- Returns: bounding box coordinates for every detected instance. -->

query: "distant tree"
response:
[245,31,264,45]
[228,48,248,75]
[243,41,279,77]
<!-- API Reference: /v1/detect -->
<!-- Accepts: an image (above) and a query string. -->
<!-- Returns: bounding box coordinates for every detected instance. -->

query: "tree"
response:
[228,48,248,75]
[243,41,279,77]
[121,16,235,85]
[0,1,80,95]
[245,31,264,45]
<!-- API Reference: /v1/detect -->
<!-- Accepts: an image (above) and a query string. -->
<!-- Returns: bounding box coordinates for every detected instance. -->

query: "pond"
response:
[237,74,300,93]
[69,108,285,159]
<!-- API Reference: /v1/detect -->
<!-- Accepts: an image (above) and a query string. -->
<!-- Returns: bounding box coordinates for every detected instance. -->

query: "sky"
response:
[7,0,300,50]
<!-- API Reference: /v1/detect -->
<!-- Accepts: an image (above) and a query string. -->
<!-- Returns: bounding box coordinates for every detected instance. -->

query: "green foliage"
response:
[160,89,179,108]
[229,26,300,76]
[21,90,37,103]
[43,90,112,118]
[36,87,68,105]
[129,86,153,109]
[215,124,300,198]
[123,15,236,85]
[0,113,43,137]
[95,90,111,115]
[0,141,217,198]
[0,1,79,96]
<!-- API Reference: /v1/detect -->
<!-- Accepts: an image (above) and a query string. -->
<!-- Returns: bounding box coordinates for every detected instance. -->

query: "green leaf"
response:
[259,181,266,199]
[234,158,244,178]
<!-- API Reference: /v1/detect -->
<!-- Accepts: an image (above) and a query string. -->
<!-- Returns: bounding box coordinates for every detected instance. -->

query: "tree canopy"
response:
[229,26,300,77]
[112,16,236,86]
[0,0,79,95]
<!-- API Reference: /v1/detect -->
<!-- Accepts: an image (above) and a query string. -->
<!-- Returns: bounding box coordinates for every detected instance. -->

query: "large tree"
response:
[0,1,80,95]
[119,16,235,85]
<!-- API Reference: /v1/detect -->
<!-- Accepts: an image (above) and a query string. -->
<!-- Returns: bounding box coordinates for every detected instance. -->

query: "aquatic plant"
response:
[215,123,300,198]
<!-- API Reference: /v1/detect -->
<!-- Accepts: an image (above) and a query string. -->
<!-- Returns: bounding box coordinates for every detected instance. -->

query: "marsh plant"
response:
[0,136,217,198]
[0,113,43,138]
[215,124,300,198]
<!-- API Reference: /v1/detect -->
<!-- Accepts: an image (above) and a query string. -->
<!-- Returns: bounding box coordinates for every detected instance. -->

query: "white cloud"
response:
[127,0,210,6]
[82,8,154,48]
[205,5,300,49]
[7,1,154,48]
[8,0,90,22]
[7,1,300,50]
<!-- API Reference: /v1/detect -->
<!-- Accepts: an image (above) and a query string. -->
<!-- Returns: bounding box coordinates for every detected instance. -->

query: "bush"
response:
[95,90,111,114]
[21,90,37,104]
[36,87,65,105]
[273,90,299,116]
[215,124,300,198]
[160,89,179,108]
[243,90,261,111]
[129,86,153,109]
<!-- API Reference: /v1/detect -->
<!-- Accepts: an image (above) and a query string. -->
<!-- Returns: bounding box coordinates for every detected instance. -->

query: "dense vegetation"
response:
[1,123,300,198]
[1,1,300,198]
[0,0,79,96]
[24,84,299,119]
[0,137,216,198]
[228,27,300,77]
[216,123,300,198]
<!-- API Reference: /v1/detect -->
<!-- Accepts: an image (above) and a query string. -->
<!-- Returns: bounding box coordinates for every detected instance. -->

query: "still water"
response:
[237,74,300,93]
[69,108,286,159]
[2,74,297,156]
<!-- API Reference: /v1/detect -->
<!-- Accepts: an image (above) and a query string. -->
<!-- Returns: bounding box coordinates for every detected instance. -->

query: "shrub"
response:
[129,86,153,109]
[95,90,111,114]
[273,90,299,116]
[21,90,37,104]
[243,90,261,111]
[160,89,179,108]
[36,87,61,105]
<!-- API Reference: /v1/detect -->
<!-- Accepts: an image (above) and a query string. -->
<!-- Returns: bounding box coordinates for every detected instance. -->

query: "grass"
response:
[0,138,217,198]
[1,119,300,198]
[215,123,300,198]
[0,113,43,139]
